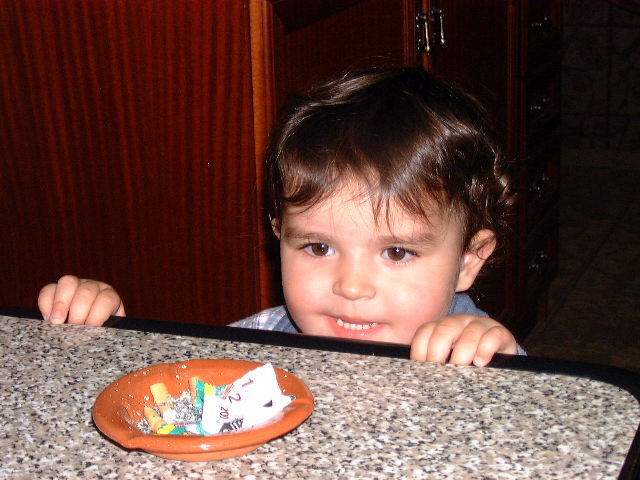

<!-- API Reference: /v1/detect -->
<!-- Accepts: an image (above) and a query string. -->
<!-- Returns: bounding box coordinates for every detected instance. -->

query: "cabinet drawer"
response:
[525,76,561,143]
[524,210,558,305]
[523,147,560,233]
[525,0,562,74]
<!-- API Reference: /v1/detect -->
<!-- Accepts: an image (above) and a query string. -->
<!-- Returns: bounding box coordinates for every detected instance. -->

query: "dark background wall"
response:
[523,0,640,373]
[562,0,640,152]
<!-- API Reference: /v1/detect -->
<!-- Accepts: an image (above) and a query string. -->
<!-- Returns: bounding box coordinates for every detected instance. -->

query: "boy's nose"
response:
[332,258,376,300]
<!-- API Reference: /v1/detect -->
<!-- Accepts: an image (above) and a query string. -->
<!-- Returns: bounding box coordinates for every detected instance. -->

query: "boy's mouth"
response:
[336,318,379,331]
[327,315,384,339]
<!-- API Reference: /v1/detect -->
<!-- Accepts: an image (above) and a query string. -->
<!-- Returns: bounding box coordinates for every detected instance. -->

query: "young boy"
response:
[38,67,521,365]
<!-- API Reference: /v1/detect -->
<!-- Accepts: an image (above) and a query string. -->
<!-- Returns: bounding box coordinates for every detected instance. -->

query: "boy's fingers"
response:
[409,322,436,361]
[411,316,518,366]
[67,280,101,324]
[473,326,518,367]
[39,275,124,326]
[449,321,489,365]
[424,317,475,363]
[114,303,126,317]
[49,275,81,324]
[85,288,124,326]
[38,283,57,320]
[411,318,469,363]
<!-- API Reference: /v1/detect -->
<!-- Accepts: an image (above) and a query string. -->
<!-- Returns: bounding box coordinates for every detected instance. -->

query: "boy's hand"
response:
[38,274,125,326]
[410,314,517,366]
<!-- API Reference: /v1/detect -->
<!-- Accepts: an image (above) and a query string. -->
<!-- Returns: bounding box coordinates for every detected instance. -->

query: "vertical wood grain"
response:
[1,0,261,325]
[268,0,416,107]
[249,0,282,311]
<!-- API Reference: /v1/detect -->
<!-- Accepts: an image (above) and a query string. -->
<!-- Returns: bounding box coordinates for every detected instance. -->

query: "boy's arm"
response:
[38,274,125,326]
[410,314,518,366]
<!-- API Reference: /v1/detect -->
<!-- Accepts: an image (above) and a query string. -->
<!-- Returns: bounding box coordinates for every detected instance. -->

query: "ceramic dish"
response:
[92,358,314,461]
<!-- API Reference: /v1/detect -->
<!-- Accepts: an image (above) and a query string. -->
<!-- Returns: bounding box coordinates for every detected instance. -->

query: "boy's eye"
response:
[304,243,334,257]
[383,247,414,262]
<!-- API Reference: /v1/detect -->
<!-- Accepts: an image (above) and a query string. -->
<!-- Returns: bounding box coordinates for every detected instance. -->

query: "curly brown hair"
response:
[265,67,514,254]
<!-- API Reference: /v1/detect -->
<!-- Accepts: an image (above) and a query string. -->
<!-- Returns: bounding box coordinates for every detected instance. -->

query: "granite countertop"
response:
[1,314,639,479]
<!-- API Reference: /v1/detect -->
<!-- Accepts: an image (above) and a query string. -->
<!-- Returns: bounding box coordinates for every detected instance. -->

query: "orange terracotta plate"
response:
[92,359,314,461]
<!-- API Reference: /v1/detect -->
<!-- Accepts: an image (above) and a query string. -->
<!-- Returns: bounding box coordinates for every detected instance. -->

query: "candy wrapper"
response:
[200,363,292,434]
[141,363,292,435]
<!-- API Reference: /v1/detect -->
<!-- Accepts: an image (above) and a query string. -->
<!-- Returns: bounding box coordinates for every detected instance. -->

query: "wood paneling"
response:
[266,0,417,110]
[1,0,261,325]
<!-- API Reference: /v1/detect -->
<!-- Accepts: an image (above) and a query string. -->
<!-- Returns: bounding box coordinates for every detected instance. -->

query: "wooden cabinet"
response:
[516,0,562,336]
[1,1,262,325]
[1,0,560,340]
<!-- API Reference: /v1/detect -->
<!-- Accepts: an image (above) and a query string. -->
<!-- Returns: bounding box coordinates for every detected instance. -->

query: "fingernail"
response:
[473,357,487,367]
[49,316,65,325]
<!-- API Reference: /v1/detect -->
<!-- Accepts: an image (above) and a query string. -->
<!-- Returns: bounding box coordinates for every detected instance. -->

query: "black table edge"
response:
[4,306,638,478]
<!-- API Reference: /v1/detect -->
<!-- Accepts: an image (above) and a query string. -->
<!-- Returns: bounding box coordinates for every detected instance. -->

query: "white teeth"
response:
[336,318,378,330]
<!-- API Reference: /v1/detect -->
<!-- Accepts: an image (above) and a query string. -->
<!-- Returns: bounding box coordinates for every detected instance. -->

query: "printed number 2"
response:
[227,393,241,403]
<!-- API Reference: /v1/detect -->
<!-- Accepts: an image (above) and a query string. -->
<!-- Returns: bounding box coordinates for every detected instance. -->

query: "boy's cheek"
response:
[280,262,323,308]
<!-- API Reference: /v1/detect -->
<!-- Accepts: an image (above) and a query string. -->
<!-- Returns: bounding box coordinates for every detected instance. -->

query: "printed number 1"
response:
[241,378,254,387]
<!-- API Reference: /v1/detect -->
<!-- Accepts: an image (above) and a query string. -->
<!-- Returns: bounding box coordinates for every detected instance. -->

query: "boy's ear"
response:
[455,229,497,292]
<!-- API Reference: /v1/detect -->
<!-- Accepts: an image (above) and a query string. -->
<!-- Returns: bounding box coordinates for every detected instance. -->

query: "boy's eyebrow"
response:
[281,228,333,242]
[377,232,439,247]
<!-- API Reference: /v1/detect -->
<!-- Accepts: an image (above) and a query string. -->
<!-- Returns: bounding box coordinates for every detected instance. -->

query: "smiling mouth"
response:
[336,318,379,331]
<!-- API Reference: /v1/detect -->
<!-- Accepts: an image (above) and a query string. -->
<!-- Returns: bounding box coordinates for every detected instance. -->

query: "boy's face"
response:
[276,184,492,345]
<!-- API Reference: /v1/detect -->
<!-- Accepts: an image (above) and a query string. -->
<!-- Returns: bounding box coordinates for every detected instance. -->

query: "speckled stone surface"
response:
[1,315,638,479]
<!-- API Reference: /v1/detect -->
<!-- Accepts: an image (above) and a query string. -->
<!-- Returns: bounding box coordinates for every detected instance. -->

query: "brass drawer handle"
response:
[530,15,553,30]
[528,250,550,273]
[528,174,550,198]
[416,8,445,54]
[529,95,551,113]
[416,12,432,53]
[433,8,445,48]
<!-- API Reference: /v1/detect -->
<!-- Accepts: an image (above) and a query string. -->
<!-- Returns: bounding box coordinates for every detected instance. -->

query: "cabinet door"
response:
[251,0,418,122]
[422,0,519,133]
[1,0,260,325]
[418,0,520,322]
